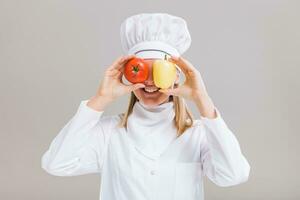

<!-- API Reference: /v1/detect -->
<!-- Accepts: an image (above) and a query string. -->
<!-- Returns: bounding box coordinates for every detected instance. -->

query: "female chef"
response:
[41,13,250,200]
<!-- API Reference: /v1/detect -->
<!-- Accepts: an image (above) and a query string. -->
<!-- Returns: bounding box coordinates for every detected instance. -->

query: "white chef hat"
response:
[120,13,192,59]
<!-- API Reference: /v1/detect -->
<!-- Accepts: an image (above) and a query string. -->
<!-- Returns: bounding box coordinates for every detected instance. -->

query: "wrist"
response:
[95,94,114,103]
[87,95,113,112]
[193,92,217,119]
[192,90,209,103]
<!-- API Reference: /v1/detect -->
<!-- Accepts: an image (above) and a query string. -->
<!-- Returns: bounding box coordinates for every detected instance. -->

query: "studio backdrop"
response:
[0,0,299,199]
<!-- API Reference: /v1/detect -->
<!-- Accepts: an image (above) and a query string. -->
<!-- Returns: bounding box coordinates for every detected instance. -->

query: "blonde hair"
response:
[118,87,194,136]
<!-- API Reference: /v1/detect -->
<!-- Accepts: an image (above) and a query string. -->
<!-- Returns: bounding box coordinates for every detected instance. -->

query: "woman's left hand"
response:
[159,56,208,101]
[159,56,217,118]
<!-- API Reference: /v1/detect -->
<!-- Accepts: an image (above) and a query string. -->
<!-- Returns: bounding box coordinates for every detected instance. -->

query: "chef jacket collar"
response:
[126,100,177,160]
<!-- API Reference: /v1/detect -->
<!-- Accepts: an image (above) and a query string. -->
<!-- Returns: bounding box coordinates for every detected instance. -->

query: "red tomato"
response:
[124,58,149,83]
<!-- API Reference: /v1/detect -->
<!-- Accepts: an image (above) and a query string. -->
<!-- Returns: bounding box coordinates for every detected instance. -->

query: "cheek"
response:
[132,89,143,101]
[160,93,172,103]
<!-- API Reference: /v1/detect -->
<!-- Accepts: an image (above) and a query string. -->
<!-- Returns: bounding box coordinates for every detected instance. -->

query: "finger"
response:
[107,65,124,77]
[105,69,120,77]
[126,83,146,93]
[108,56,123,69]
[111,70,121,78]
[116,66,126,80]
[117,61,134,81]
[110,54,136,70]
[117,71,123,80]
[119,66,125,74]
[169,56,196,73]
[159,87,181,96]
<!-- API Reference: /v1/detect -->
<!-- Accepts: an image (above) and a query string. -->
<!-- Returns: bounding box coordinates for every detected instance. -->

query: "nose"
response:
[144,71,154,85]
[143,60,155,86]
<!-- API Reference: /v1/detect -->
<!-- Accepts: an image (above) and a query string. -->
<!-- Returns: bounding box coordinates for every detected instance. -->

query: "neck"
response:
[138,96,173,109]
[130,98,175,126]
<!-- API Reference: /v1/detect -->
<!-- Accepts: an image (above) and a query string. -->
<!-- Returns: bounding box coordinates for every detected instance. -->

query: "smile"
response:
[143,87,159,93]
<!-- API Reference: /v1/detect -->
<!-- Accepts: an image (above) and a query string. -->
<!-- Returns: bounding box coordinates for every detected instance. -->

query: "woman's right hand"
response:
[87,55,145,111]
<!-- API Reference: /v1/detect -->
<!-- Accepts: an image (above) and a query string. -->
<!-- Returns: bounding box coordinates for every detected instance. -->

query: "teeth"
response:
[144,87,158,93]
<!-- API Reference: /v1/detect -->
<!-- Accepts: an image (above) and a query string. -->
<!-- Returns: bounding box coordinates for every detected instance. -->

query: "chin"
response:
[140,99,167,107]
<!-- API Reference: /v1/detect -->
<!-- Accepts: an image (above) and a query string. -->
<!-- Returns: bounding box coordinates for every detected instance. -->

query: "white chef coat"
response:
[41,99,250,200]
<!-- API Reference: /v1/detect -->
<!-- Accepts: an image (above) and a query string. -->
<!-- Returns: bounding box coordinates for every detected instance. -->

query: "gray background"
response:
[1,0,299,199]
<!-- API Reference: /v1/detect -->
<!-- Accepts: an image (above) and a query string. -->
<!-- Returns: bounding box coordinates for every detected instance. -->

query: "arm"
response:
[159,56,250,186]
[41,98,111,176]
[41,55,144,176]
[199,106,250,187]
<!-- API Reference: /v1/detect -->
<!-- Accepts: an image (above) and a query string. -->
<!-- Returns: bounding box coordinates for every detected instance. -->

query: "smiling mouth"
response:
[142,88,159,94]
[142,87,159,93]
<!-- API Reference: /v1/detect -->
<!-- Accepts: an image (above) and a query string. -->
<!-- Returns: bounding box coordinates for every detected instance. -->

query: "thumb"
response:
[127,83,145,92]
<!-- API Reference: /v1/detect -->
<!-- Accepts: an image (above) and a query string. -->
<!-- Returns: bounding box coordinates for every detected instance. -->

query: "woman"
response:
[41,13,250,200]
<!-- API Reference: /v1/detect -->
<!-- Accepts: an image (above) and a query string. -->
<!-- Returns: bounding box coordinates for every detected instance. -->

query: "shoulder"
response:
[185,118,206,138]
[191,118,204,128]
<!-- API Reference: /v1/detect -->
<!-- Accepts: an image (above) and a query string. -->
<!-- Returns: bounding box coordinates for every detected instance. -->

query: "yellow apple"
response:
[153,59,177,89]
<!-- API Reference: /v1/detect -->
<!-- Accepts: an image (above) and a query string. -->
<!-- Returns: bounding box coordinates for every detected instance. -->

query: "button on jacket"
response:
[41,99,250,200]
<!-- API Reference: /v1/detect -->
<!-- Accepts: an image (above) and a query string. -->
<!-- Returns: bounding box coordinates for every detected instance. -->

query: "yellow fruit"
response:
[153,59,177,89]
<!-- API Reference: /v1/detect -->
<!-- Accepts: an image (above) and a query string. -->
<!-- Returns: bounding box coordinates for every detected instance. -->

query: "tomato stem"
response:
[133,65,139,74]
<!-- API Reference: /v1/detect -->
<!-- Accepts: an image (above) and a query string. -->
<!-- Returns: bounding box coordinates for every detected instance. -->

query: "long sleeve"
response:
[199,107,250,187]
[41,99,112,176]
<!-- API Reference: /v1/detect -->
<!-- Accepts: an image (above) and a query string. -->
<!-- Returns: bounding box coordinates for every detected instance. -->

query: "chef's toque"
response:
[120,13,192,59]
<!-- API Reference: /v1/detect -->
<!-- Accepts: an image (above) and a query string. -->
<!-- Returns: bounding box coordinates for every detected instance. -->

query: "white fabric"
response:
[126,100,177,160]
[41,99,250,200]
[120,13,192,59]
